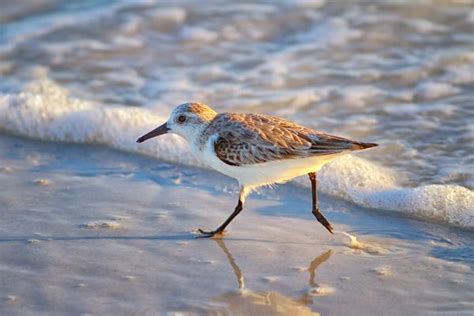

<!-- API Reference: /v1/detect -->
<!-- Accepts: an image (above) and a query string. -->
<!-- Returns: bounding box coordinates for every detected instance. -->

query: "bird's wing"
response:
[207,113,370,166]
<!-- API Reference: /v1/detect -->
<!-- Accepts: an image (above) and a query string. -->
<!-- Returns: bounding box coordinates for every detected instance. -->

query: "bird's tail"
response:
[351,141,378,151]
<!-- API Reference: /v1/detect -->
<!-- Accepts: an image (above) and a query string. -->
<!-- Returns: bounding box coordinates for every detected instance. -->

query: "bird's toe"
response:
[195,228,226,239]
[313,208,334,234]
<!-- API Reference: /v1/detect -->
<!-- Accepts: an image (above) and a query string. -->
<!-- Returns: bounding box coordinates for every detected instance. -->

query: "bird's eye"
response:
[177,115,186,123]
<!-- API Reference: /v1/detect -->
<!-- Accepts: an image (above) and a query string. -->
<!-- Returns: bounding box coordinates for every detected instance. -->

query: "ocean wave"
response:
[0,0,150,54]
[0,78,472,228]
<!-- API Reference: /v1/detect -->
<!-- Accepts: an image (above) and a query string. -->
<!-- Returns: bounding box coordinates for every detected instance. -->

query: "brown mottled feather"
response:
[203,113,377,166]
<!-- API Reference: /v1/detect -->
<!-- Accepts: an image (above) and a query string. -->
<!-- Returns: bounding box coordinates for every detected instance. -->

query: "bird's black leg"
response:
[197,187,246,238]
[308,172,333,233]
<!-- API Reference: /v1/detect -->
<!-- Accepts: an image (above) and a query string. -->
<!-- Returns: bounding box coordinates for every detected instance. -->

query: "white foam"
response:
[307,284,335,296]
[1,78,473,227]
[441,64,474,85]
[180,27,219,43]
[80,220,121,229]
[284,0,326,9]
[34,178,50,186]
[371,266,393,277]
[468,9,474,23]
[330,85,382,107]
[407,19,447,33]
[337,231,391,255]
[296,17,362,48]
[414,81,460,100]
[146,7,187,28]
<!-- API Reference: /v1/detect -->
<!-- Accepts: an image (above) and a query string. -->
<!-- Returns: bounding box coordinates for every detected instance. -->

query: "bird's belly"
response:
[197,143,342,188]
[232,155,342,187]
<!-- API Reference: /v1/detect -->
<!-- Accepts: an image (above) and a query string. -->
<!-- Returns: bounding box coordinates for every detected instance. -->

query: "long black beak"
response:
[136,123,169,143]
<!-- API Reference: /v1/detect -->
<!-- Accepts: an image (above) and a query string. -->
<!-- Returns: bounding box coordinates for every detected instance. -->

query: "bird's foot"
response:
[196,228,226,239]
[312,208,334,234]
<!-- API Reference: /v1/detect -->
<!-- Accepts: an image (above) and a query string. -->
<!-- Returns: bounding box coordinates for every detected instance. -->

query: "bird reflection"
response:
[298,248,333,305]
[214,238,245,289]
[208,239,333,315]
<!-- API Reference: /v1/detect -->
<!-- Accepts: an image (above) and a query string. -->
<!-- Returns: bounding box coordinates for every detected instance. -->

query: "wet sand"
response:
[0,134,473,315]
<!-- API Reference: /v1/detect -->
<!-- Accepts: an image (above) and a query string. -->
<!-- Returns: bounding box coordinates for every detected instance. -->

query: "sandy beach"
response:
[1,0,473,315]
[1,134,472,315]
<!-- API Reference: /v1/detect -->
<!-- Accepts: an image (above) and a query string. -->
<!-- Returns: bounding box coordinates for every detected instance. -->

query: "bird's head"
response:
[136,102,217,144]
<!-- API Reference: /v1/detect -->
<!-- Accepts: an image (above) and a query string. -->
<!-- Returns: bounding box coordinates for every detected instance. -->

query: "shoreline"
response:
[1,133,473,315]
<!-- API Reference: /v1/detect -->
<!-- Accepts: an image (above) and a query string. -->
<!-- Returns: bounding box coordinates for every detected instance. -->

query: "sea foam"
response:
[0,79,472,227]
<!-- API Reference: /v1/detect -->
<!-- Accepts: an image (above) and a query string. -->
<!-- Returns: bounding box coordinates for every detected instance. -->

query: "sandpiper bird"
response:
[137,102,377,238]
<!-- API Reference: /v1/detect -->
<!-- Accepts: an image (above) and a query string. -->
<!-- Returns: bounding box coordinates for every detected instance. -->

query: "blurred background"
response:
[1,0,473,188]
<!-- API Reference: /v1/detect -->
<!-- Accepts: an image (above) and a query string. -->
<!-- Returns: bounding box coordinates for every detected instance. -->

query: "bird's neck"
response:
[187,122,213,150]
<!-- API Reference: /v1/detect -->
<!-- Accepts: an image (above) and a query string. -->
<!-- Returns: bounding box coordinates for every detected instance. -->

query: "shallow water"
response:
[0,134,473,315]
